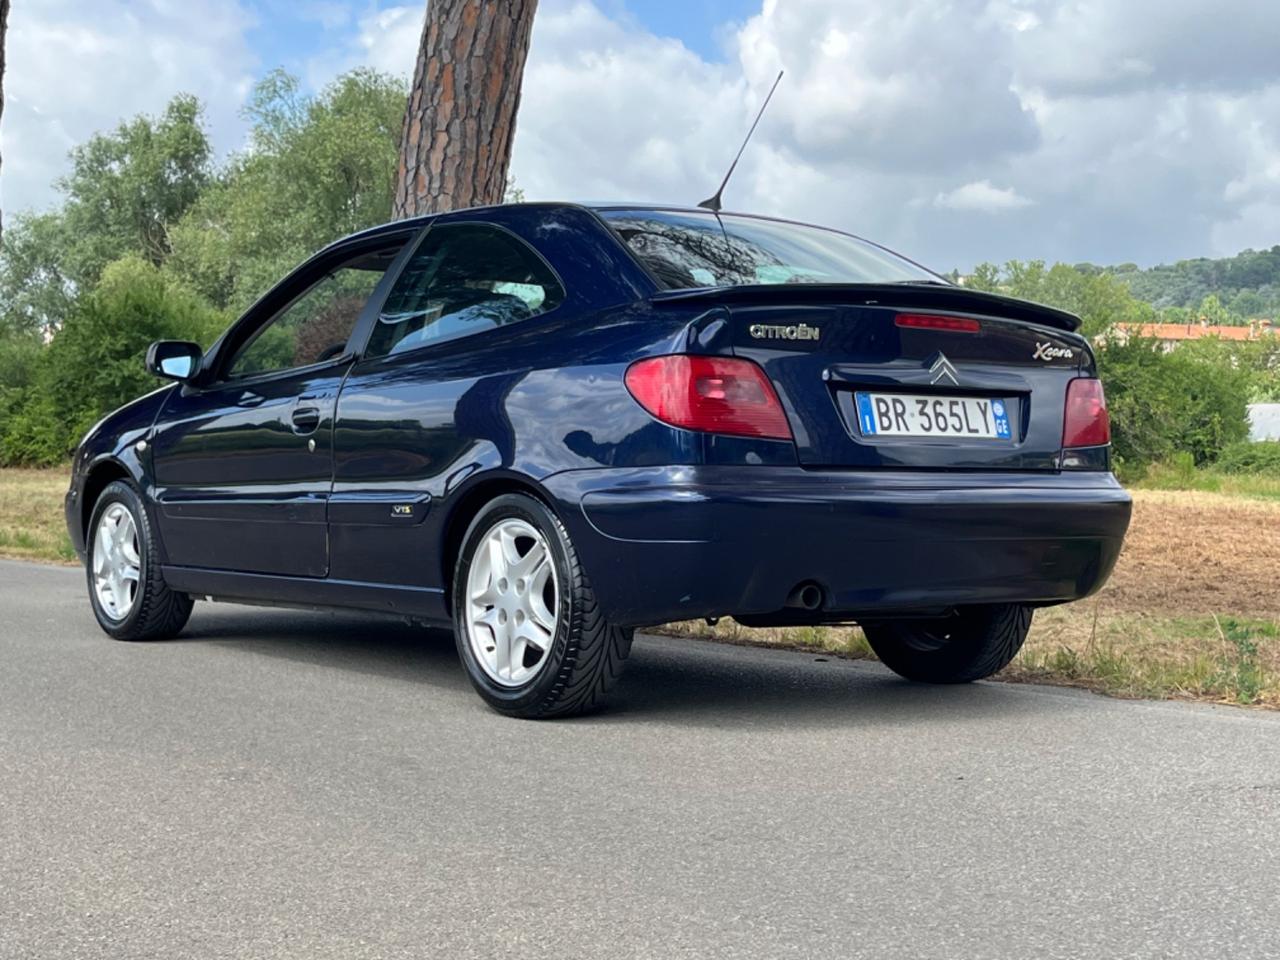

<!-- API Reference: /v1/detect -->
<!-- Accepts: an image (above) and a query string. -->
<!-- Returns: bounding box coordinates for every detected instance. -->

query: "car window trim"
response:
[183,352,360,394]
[204,227,426,386]
[348,218,568,363]
[340,224,434,367]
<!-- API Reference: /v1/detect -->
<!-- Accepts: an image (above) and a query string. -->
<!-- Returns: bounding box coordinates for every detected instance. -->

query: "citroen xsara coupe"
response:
[66,203,1132,717]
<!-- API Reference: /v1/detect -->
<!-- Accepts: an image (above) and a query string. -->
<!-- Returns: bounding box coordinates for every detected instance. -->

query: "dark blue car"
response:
[66,202,1131,717]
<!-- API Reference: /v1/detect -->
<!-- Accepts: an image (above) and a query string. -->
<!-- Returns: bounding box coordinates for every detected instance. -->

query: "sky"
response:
[2,0,1279,272]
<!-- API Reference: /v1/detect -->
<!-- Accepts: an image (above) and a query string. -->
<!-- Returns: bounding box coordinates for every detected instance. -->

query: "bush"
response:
[1217,440,1280,475]
[1098,337,1251,470]
[0,332,43,391]
[0,257,226,466]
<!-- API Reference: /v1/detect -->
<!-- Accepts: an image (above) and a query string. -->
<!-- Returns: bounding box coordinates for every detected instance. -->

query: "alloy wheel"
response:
[93,503,141,621]
[464,518,559,687]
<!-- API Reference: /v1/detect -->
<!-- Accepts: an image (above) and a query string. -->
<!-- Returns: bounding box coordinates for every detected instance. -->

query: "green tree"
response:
[168,69,407,312]
[58,94,213,279]
[963,260,1155,337]
[965,262,1001,293]
[1098,337,1251,470]
[0,95,214,335]
[0,257,225,465]
[0,213,75,335]
[1195,293,1232,325]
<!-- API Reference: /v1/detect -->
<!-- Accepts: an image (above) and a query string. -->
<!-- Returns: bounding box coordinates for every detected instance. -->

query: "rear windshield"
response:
[599,209,939,290]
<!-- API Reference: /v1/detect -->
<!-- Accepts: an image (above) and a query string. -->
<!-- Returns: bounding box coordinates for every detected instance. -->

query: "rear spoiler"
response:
[650,283,1082,333]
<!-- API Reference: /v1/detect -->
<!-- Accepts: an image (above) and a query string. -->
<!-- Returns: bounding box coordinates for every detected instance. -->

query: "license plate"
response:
[855,392,1012,440]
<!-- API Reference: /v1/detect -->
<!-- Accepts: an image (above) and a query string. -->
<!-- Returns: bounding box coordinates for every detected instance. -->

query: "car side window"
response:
[365,224,564,359]
[225,246,402,379]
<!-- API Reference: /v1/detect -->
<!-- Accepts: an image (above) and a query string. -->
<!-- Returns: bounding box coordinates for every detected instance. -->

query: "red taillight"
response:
[1063,378,1110,448]
[895,313,981,333]
[624,355,792,440]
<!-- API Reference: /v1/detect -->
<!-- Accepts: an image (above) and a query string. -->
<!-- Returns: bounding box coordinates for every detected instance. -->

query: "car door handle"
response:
[291,405,322,435]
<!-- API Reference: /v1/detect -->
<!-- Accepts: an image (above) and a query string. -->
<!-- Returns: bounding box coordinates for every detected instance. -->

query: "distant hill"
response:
[1083,246,1280,318]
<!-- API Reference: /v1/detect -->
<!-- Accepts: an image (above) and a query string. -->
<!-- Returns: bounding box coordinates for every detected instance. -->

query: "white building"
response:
[1248,404,1280,442]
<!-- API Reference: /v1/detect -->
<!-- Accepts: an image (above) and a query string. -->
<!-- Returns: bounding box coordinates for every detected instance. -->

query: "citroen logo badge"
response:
[929,353,959,386]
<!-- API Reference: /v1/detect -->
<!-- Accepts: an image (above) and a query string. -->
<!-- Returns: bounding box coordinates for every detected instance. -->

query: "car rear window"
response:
[599,208,939,290]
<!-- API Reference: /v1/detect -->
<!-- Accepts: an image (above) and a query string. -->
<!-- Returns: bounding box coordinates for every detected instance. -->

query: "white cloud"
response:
[934,181,1034,213]
[1,0,257,215]
[351,5,422,77]
[1008,0,1280,97]
[298,1,353,31]
[4,0,1279,271]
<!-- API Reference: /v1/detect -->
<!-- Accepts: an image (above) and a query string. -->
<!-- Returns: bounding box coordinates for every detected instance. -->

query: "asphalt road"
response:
[3,559,1280,959]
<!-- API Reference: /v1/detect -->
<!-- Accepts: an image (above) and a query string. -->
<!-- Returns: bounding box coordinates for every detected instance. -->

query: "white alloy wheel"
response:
[92,502,141,621]
[464,518,559,687]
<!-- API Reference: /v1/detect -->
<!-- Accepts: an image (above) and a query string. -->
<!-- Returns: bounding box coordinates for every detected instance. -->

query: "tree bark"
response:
[0,0,9,246]
[393,0,537,218]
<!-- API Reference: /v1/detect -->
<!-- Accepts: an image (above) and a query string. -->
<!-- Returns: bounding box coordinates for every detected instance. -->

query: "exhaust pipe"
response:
[784,582,824,612]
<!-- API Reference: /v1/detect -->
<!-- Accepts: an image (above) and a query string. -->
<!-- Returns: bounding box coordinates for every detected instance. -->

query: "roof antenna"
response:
[698,70,784,213]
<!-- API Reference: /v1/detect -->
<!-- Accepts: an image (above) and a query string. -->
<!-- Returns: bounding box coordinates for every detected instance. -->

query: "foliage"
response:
[58,94,213,279]
[0,330,42,391]
[1217,440,1280,475]
[0,258,225,466]
[970,248,1280,328]
[968,261,1259,471]
[1105,246,1280,317]
[1098,336,1251,471]
[0,97,212,335]
[0,213,76,336]
[167,69,407,312]
[963,258,1156,338]
[1176,334,1280,403]
[0,69,408,466]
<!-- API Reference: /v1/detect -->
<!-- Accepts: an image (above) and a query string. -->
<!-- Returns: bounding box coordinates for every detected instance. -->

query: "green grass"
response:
[1131,459,1280,501]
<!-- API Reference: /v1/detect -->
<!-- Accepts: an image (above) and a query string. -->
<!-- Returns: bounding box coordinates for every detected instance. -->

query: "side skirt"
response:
[160,565,450,624]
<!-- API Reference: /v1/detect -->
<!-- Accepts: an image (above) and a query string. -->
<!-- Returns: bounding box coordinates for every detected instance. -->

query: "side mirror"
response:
[146,340,203,382]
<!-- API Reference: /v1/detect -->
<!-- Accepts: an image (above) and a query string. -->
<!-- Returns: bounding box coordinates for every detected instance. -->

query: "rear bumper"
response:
[542,466,1132,626]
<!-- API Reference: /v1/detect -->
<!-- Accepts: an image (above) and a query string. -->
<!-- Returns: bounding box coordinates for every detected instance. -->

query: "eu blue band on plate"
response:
[856,392,877,435]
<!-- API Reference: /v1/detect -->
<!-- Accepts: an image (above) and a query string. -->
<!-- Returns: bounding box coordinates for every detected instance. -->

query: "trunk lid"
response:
[659,285,1087,470]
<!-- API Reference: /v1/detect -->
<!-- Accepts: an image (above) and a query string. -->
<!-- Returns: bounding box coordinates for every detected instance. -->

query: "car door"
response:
[327,220,567,588]
[150,235,412,577]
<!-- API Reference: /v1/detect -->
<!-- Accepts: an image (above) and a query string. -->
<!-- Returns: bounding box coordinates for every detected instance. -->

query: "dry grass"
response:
[1100,490,1280,620]
[1005,607,1278,706]
[0,467,76,564]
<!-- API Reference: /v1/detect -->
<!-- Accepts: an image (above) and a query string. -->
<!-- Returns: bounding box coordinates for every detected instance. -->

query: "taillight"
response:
[624,355,792,440]
[895,313,981,333]
[1063,378,1110,448]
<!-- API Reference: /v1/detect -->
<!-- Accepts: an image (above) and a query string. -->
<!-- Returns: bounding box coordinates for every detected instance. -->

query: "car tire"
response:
[86,480,193,641]
[452,492,632,719]
[861,604,1032,684]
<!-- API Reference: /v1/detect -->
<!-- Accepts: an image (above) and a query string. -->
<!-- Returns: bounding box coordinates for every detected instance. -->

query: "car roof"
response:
[339,200,828,244]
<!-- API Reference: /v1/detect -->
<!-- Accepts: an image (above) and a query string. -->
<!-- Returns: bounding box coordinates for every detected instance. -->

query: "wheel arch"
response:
[81,459,134,544]
[438,472,562,615]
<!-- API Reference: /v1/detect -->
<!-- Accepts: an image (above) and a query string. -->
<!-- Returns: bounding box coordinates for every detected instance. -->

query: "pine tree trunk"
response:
[0,0,9,246]
[393,0,537,218]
